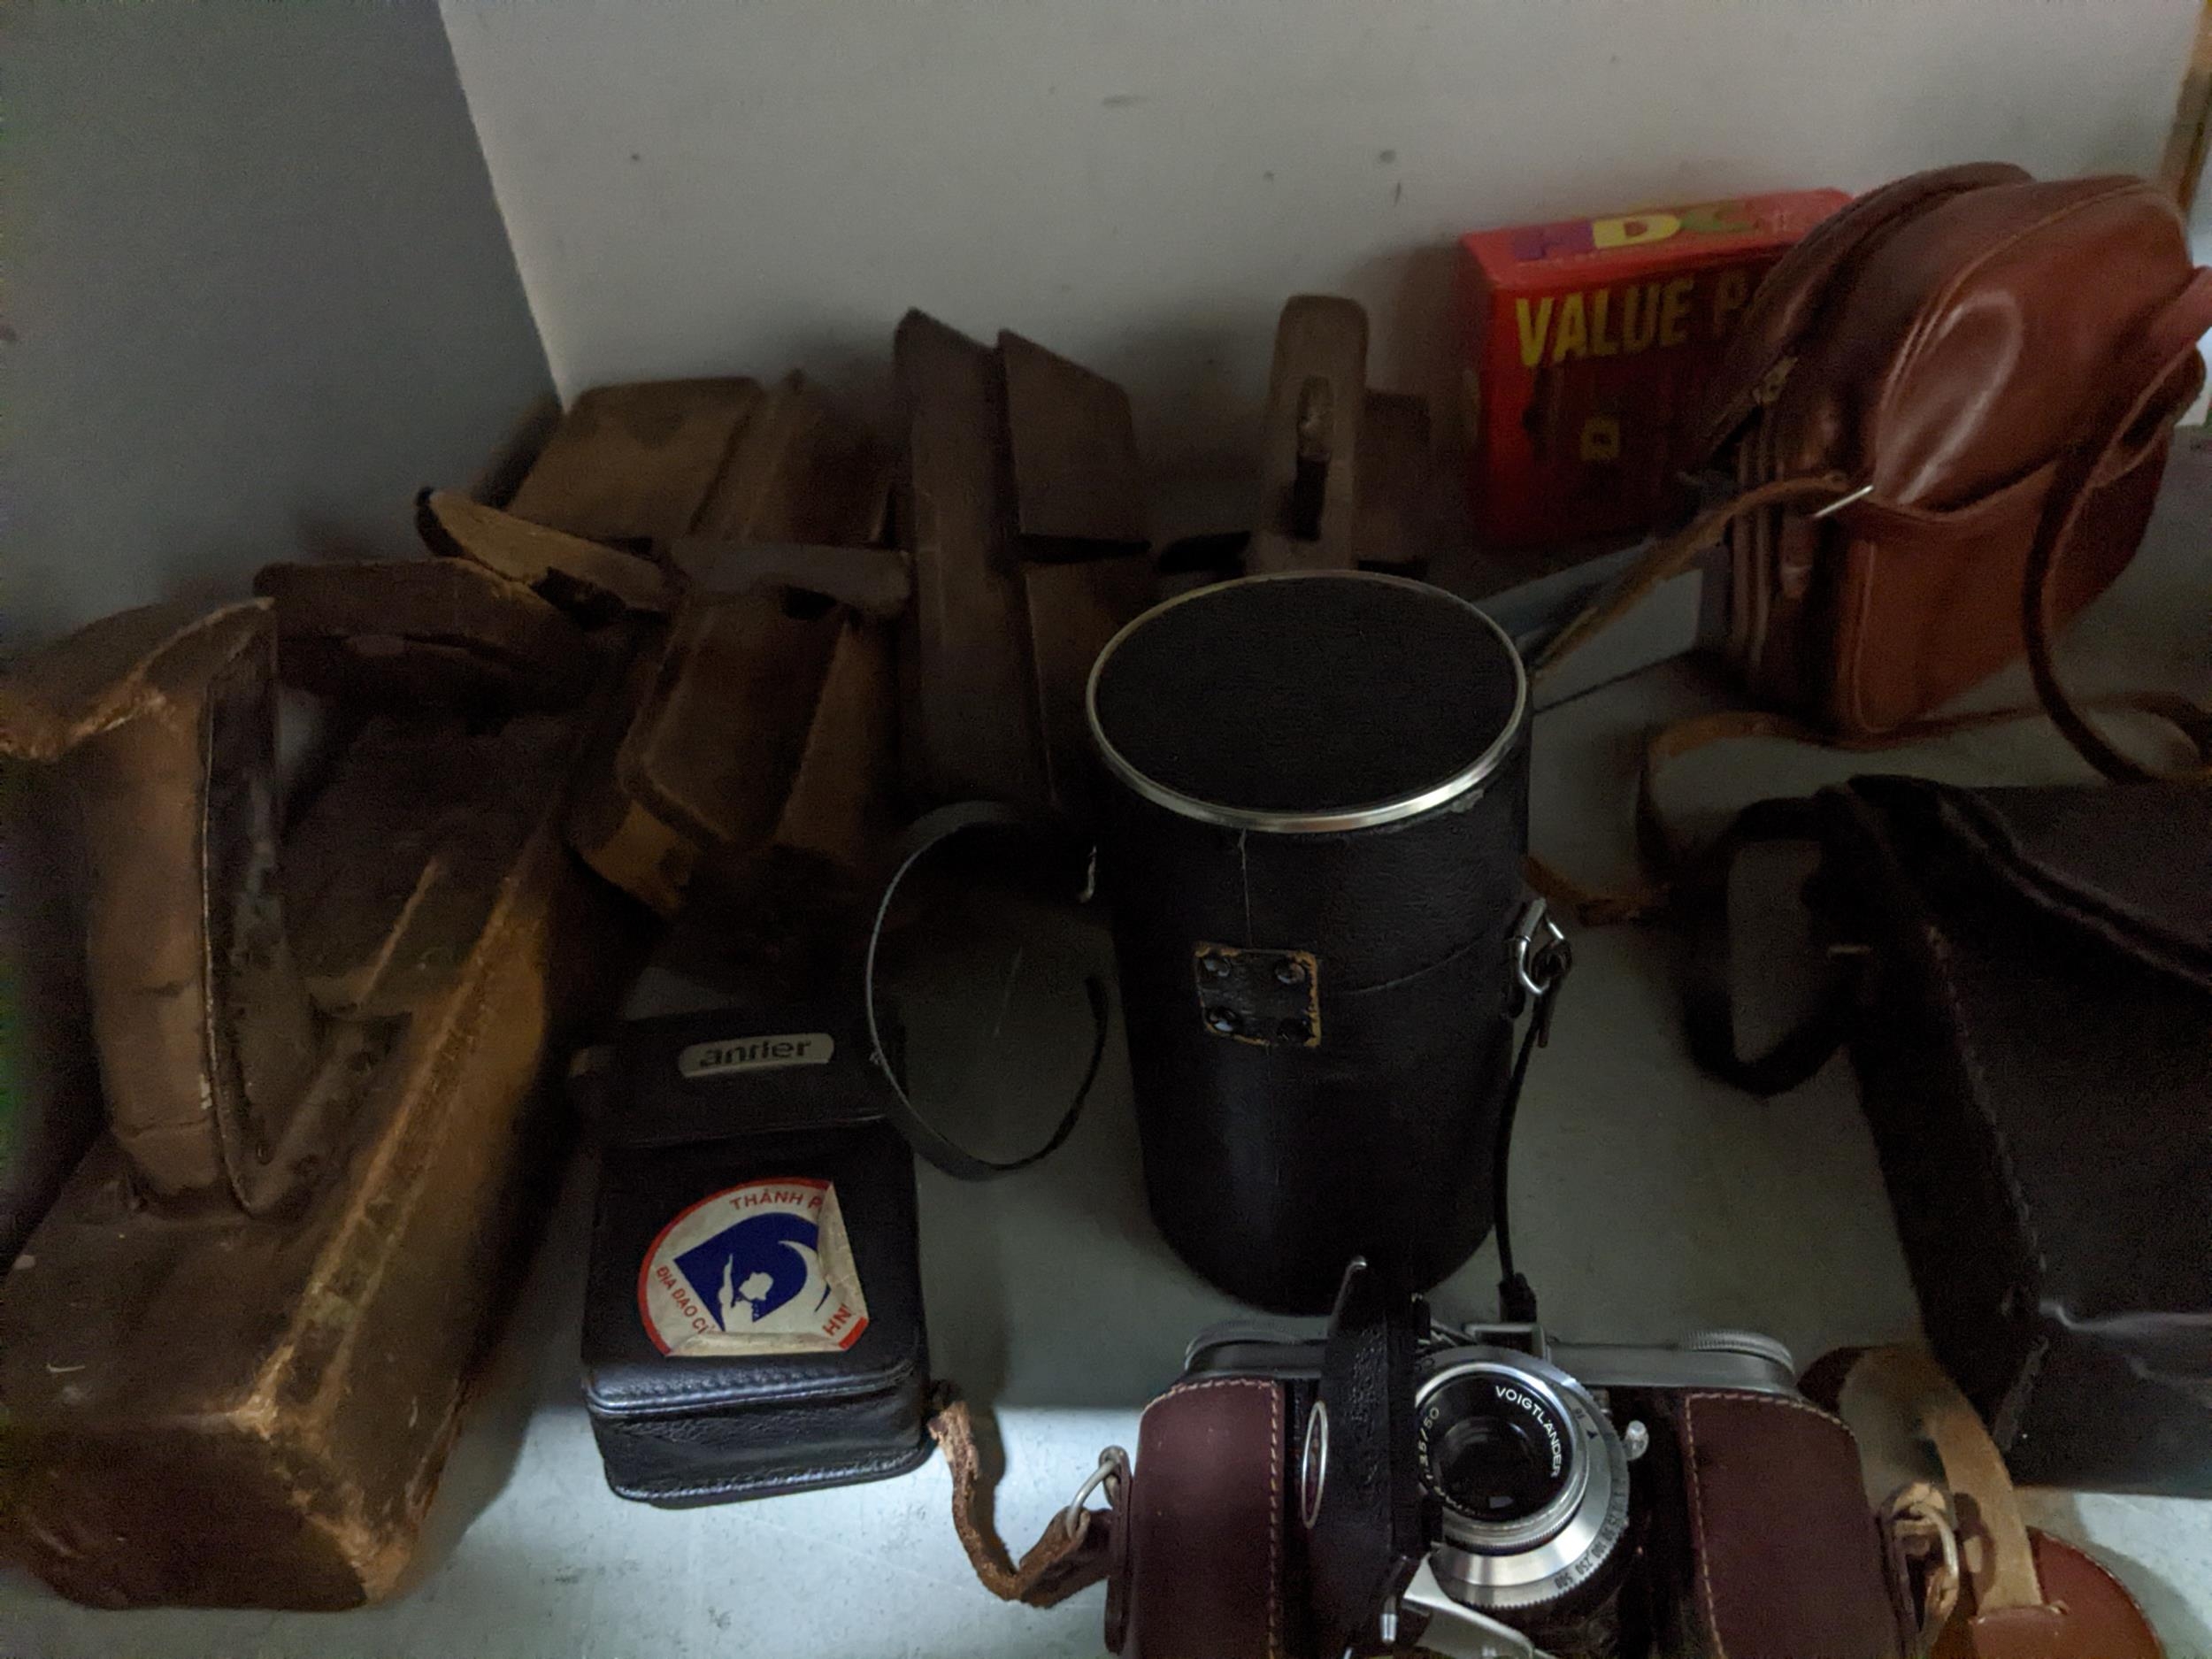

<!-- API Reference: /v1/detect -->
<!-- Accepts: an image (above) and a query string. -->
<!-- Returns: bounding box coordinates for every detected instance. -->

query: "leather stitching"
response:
[1680,1395,1725,1659]
[1680,1391,1863,1659]
[1844,534,1877,733]
[1267,1381,1283,1659]
[1681,1388,1855,1433]
[607,1438,933,1503]
[1136,1378,1282,1659]
[1993,1333,2049,1449]
[1747,422,1777,676]
[1672,1389,1867,1659]
[585,1345,925,1412]
[1923,926,2050,1282]
[1138,1375,1278,1425]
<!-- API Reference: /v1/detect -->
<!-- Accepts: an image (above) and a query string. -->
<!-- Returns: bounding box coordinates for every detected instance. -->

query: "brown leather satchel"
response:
[1539,164,2212,782]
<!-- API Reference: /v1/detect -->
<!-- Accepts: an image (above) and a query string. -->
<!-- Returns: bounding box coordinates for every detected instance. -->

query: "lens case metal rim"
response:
[1084,569,1531,836]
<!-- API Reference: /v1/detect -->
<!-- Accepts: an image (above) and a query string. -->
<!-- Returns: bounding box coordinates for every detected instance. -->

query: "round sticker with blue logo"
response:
[637,1177,870,1357]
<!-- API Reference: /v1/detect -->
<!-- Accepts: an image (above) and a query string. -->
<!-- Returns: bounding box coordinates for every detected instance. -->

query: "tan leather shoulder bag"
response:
[1541,164,2212,782]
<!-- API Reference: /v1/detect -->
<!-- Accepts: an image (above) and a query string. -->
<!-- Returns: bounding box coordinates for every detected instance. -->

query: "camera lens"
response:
[1415,1352,1632,1624]
[1417,1370,1577,1527]
[1431,1409,1561,1521]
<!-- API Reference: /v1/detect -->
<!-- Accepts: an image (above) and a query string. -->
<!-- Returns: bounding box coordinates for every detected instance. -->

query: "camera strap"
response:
[1493,898,1573,1324]
[927,1390,1122,1609]
[861,801,1111,1179]
[1310,1261,1429,1659]
[1825,1345,2164,1659]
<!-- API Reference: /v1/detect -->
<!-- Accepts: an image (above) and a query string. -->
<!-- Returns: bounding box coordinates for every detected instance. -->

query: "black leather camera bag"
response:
[576,1000,934,1506]
[1686,776,2212,1493]
[572,804,1105,1506]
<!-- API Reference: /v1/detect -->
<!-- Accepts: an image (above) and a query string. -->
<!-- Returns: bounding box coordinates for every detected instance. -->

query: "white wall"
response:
[0,0,552,1259]
[3,0,552,646]
[441,0,2198,484]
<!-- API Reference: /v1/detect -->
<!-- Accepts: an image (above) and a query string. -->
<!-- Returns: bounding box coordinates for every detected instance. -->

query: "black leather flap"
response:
[1848,778,2212,991]
[1834,776,2212,1382]
[1307,1263,1425,1659]
[571,1002,895,1148]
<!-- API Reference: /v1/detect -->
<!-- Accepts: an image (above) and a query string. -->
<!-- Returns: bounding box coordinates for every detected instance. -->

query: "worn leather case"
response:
[1809,780,2212,1494]
[1111,1376,1909,1658]
[1640,1389,1912,1659]
[577,1003,932,1507]
[1811,1344,2165,1659]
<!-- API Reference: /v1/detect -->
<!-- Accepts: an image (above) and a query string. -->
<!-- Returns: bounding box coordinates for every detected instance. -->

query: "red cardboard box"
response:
[1459,189,1847,550]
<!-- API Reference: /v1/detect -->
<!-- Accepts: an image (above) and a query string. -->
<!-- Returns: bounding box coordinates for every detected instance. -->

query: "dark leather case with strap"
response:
[575,1002,933,1505]
[1692,165,2210,743]
[1691,779,2212,1493]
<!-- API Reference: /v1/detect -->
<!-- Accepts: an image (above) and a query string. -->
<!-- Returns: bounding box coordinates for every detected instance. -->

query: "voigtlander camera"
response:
[1098,1268,1913,1659]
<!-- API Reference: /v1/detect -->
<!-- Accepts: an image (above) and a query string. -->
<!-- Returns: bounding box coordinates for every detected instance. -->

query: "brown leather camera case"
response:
[1110,1377,1912,1659]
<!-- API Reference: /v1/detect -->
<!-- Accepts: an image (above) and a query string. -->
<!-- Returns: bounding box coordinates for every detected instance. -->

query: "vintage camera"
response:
[1183,1317,1803,1657]
[1107,1266,1910,1659]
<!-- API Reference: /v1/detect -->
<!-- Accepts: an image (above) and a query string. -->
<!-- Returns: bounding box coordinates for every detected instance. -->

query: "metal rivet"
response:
[1205,1007,1240,1035]
[1277,1017,1310,1043]
[1198,954,1230,979]
[1273,959,1306,987]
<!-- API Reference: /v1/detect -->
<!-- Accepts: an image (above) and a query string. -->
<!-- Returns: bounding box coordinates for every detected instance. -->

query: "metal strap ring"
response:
[1509,897,1571,1005]
[1060,1446,1129,1535]
[1884,1482,1962,1648]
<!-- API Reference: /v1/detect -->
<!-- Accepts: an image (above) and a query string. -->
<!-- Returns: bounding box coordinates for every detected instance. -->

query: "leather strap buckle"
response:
[931,1394,1120,1609]
[1884,1480,1962,1653]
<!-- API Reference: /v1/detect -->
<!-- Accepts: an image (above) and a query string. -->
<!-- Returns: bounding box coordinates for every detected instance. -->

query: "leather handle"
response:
[1675,794,1860,1094]
[2024,266,2212,783]
[1529,472,1853,680]
[0,601,319,1211]
[1530,678,2212,933]
[1530,699,2069,931]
